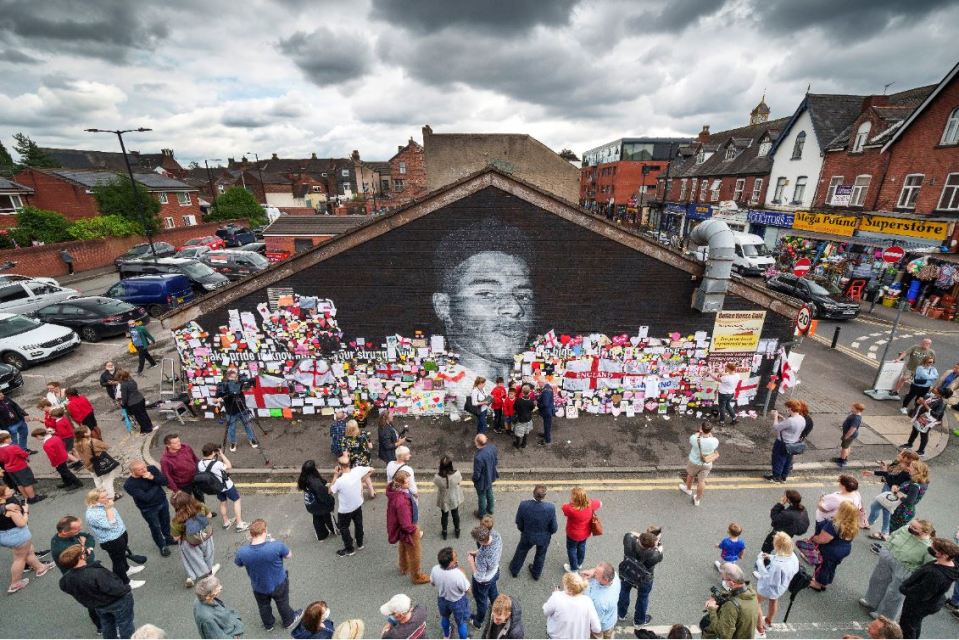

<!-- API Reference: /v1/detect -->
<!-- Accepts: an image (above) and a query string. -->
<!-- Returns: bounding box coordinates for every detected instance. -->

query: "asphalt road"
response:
[3,465,958,639]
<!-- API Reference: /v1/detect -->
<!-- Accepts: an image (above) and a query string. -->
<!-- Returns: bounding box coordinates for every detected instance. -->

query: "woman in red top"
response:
[65,388,99,435]
[0,432,43,503]
[561,487,601,572]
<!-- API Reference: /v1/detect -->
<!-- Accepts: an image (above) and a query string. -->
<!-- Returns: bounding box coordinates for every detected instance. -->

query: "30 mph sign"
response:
[795,304,813,335]
[793,257,812,277]
[882,246,905,264]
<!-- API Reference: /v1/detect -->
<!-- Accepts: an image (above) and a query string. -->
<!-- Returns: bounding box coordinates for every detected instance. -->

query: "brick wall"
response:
[0,220,243,277]
[389,142,427,207]
[584,160,667,204]
[156,191,203,228]
[665,174,769,206]
[10,169,98,225]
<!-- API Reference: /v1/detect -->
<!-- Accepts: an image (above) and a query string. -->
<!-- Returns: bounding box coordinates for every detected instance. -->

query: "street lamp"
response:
[245,152,266,205]
[84,127,158,260]
[203,159,222,218]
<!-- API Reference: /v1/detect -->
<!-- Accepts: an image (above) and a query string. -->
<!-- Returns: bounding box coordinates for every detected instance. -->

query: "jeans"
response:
[476,410,488,434]
[337,508,364,551]
[140,503,175,551]
[509,537,549,579]
[471,570,499,626]
[96,592,135,639]
[100,532,132,584]
[717,393,736,422]
[253,574,296,629]
[770,439,794,480]
[476,487,494,516]
[618,579,653,626]
[227,411,255,445]
[541,413,553,443]
[135,346,156,374]
[311,512,336,540]
[438,595,471,639]
[868,484,893,535]
[6,419,27,450]
[565,537,587,571]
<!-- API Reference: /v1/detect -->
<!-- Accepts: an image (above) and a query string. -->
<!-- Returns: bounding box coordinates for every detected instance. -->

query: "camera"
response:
[705,585,733,611]
[400,425,412,443]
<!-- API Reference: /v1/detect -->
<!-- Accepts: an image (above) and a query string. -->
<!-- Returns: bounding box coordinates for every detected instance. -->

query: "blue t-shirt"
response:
[234,540,289,594]
[719,537,745,562]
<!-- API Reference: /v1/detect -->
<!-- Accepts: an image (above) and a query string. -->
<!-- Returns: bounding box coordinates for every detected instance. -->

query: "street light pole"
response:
[247,152,266,205]
[203,159,222,219]
[84,127,157,260]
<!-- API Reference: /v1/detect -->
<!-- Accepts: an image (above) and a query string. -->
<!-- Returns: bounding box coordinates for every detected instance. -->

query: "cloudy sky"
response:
[1,0,957,165]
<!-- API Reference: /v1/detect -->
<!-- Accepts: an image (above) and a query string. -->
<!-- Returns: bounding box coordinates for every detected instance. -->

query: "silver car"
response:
[0,281,79,315]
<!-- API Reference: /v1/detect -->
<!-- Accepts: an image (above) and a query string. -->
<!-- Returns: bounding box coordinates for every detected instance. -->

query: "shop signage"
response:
[709,310,766,353]
[687,204,713,220]
[664,203,687,215]
[858,214,949,241]
[832,185,853,207]
[747,210,794,228]
[793,211,857,237]
[882,246,906,263]
[793,257,812,277]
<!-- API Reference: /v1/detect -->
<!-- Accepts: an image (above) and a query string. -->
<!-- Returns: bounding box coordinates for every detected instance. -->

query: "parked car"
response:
[0,313,79,369]
[175,245,212,259]
[117,257,229,294]
[0,362,24,393]
[0,281,79,315]
[237,242,266,255]
[33,297,149,342]
[765,274,861,319]
[216,225,256,247]
[113,241,176,267]
[105,274,195,316]
[0,274,60,287]
[201,250,269,281]
[177,236,225,252]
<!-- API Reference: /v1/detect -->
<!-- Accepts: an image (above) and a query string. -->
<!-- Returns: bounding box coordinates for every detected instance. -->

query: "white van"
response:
[731,232,774,276]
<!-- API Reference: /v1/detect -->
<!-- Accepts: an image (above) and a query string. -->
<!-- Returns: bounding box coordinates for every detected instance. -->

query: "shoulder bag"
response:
[91,449,120,477]
[875,490,901,512]
[589,504,604,536]
[782,432,806,455]
[618,555,650,585]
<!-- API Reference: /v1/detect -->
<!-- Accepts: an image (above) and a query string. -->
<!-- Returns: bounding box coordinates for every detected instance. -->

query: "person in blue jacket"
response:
[536,382,555,446]
[507,484,557,580]
[472,434,498,519]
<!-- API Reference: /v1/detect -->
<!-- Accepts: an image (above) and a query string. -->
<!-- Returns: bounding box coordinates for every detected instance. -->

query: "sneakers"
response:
[160,547,171,557]
[286,609,304,631]
[184,577,194,588]
[222,518,234,530]
[336,548,356,557]
[898,444,912,450]
[235,521,250,532]
[229,443,237,453]
[753,571,762,579]
[356,544,365,550]
[250,440,259,449]
[859,598,873,609]
[26,495,46,504]
[127,565,145,576]
[130,580,146,589]
[693,496,701,506]
[678,483,693,496]
[211,563,221,576]
[563,563,574,573]
[714,560,722,571]
[900,407,909,415]
[128,553,148,564]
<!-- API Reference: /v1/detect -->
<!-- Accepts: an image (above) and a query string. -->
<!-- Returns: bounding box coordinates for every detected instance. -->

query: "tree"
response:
[12,133,59,168]
[0,140,15,177]
[67,215,141,240]
[559,148,580,162]
[13,206,72,244]
[91,176,159,234]
[187,161,200,170]
[207,186,267,225]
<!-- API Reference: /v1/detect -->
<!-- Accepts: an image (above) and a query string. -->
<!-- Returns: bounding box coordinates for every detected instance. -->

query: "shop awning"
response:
[782,229,887,248]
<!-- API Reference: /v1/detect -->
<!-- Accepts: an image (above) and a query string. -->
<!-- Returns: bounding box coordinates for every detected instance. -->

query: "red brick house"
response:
[387,138,427,207]
[0,177,32,225]
[12,168,202,229]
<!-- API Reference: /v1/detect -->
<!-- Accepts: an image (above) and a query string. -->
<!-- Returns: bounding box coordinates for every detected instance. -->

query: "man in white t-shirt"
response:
[330,454,372,558]
[711,363,741,425]
[679,422,719,507]
[386,446,417,497]
[199,443,249,531]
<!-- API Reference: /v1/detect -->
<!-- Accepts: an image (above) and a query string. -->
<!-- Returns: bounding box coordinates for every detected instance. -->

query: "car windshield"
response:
[126,245,148,256]
[807,280,840,296]
[0,315,41,339]
[741,243,770,257]
[246,253,269,268]
[180,262,217,278]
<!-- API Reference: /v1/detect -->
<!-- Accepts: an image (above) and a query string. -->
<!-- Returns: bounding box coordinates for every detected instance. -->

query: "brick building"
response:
[261,214,368,258]
[40,146,186,178]
[579,137,689,212]
[387,138,427,207]
[0,177,32,219]
[229,154,358,200]
[11,168,202,229]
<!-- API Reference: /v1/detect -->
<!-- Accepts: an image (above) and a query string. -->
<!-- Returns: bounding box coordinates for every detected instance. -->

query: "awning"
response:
[782,229,887,248]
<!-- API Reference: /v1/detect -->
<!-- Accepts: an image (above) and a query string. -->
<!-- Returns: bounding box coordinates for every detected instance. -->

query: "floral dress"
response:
[339,432,372,467]
[890,481,927,532]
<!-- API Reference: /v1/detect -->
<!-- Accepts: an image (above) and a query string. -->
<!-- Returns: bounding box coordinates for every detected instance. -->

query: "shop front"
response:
[659,203,687,239]
[712,205,748,233]
[683,203,712,237]
[746,209,794,248]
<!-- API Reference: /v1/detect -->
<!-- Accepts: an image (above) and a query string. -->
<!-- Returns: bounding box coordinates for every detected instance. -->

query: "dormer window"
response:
[757,139,771,157]
[852,122,871,153]
[724,146,737,161]
[696,149,705,164]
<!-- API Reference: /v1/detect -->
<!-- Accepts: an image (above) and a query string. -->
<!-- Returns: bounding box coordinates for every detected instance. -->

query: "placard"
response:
[710,311,766,353]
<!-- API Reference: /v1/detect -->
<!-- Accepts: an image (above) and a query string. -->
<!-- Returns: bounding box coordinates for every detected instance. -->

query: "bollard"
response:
[831,325,841,349]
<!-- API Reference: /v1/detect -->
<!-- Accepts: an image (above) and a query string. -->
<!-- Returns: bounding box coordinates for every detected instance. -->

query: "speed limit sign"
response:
[795,304,813,334]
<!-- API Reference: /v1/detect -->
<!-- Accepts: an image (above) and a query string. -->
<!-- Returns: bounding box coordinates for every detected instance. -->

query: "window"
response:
[393,179,405,191]
[850,175,871,206]
[938,173,959,210]
[399,161,407,174]
[852,122,871,152]
[734,178,745,201]
[791,176,808,204]
[0,284,29,303]
[826,176,843,204]
[942,108,959,145]
[341,169,350,177]
[164,217,175,229]
[182,215,197,226]
[217,184,225,193]
[176,192,191,206]
[710,179,721,202]
[699,180,708,201]
[158,192,169,204]
[0,194,23,215]
[724,145,737,161]
[791,132,806,159]
[679,179,688,200]
[690,179,698,200]
[772,177,787,203]
[897,174,924,209]
[664,179,672,197]
[758,139,771,157]
[696,149,705,164]
[750,178,763,204]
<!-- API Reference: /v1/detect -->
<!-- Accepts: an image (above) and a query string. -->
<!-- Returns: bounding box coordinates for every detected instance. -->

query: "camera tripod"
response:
[220,399,273,468]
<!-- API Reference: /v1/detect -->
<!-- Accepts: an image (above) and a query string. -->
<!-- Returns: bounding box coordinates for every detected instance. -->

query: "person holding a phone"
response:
[765,400,806,484]
[679,422,719,507]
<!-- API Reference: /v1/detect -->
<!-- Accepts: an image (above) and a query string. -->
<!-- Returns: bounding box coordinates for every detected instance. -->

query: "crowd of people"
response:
[0,341,958,640]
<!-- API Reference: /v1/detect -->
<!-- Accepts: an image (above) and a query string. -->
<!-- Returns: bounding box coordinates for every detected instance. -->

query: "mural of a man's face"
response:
[433,251,535,374]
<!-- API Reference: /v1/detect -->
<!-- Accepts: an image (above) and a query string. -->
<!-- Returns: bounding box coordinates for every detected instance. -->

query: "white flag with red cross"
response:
[562,357,625,391]
[290,359,337,388]
[244,373,292,409]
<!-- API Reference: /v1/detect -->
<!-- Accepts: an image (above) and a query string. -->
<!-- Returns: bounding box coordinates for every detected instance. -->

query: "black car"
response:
[201,250,269,281]
[765,274,861,319]
[0,362,23,393]
[33,296,150,342]
[114,242,176,267]
[237,242,266,255]
[117,257,230,295]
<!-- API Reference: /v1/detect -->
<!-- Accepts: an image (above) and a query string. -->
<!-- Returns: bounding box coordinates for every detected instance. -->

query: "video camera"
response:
[399,424,412,443]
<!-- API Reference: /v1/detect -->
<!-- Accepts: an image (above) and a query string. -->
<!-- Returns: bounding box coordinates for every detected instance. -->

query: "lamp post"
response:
[84,127,158,260]
[246,152,266,205]
[203,159,222,219]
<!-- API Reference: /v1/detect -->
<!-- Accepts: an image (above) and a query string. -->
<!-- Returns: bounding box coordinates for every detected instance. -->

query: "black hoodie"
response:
[483,597,524,639]
[899,561,959,615]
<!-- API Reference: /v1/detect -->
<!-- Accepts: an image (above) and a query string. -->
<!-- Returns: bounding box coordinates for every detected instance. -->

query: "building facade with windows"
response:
[579,137,688,210]
[387,138,427,208]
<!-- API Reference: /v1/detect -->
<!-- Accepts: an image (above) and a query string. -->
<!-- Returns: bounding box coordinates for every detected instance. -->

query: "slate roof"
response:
[0,177,32,193]
[261,215,368,236]
[133,173,196,190]
[44,169,194,191]
[669,116,791,179]
[39,147,173,172]
[363,161,391,173]
[824,84,937,151]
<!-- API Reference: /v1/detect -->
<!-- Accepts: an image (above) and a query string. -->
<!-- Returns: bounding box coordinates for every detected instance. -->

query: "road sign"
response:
[793,258,812,277]
[795,304,812,334]
[882,246,905,263]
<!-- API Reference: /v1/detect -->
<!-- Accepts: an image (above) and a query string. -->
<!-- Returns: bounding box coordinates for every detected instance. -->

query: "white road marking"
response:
[850,342,860,348]
[855,336,871,341]
[869,345,880,351]
[868,352,878,359]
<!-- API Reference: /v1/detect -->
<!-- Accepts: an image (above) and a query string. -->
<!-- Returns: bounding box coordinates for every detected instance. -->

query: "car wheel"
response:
[1,352,27,370]
[80,326,100,342]
[148,304,165,317]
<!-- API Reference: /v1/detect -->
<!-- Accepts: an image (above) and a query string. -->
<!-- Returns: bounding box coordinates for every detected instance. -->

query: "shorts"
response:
[686,460,713,481]
[437,595,471,624]
[591,630,615,639]
[840,435,858,449]
[7,467,35,487]
[0,525,31,548]
[217,486,241,502]
[513,421,533,437]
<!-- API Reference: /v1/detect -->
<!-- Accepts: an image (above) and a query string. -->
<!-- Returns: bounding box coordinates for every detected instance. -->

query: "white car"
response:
[0,274,60,287]
[0,281,78,315]
[0,313,80,369]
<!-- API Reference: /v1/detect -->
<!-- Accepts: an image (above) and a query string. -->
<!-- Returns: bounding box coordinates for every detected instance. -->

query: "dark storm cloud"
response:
[277,28,372,85]
[221,115,270,129]
[0,49,41,64]
[370,0,579,34]
[0,0,168,61]
[626,0,726,32]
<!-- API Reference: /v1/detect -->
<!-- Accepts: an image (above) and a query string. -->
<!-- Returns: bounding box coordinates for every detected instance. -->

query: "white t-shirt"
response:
[198,458,234,491]
[470,387,489,412]
[718,374,740,395]
[386,461,418,495]
[331,466,371,514]
[543,591,601,639]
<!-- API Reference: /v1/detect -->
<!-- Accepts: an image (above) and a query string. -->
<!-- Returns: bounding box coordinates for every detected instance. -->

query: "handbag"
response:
[127,340,137,354]
[784,440,807,455]
[795,539,822,566]
[590,512,604,536]
[875,490,901,512]
[91,450,120,477]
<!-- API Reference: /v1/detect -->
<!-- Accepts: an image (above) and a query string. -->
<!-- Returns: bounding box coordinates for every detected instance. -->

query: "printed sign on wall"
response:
[709,310,767,353]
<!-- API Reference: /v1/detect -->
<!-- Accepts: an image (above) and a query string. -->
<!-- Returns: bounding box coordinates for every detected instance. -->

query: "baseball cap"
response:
[380,594,412,616]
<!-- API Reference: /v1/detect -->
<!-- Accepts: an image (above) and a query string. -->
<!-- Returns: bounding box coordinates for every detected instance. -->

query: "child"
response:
[31,427,82,490]
[835,403,865,467]
[65,388,100,438]
[490,377,507,434]
[46,406,83,468]
[714,522,745,571]
[0,430,45,503]
[503,387,517,432]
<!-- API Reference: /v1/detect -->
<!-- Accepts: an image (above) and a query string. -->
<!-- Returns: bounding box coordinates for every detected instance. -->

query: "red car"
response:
[177,235,225,252]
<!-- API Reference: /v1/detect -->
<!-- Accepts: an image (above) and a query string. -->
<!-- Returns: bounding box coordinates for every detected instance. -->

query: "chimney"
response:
[422,124,433,140]
[271,153,279,160]
[351,150,360,162]
[698,125,711,143]
[398,146,404,153]
[161,148,173,157]
[311,152,317,159]
[861,95,890,111]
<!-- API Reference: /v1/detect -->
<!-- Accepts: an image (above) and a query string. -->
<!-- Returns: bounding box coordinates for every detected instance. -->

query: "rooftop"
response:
[262,215,369,236]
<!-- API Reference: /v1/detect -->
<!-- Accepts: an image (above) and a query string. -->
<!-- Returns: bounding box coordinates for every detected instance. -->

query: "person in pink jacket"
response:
[386,470,429,584]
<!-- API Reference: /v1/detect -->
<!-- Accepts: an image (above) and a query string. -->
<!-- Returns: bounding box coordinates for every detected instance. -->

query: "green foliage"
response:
[67,215,142,240]
[0,140,14,177]
[92,176,161,234]
[208,186,267,225]
[13,206,72,244]
[12,133,59,168]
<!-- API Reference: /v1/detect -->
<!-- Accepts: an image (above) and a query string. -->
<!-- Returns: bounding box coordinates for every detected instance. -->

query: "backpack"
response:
[193,460,227,495]
[183,512,213,546]
[788,566,812,594]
